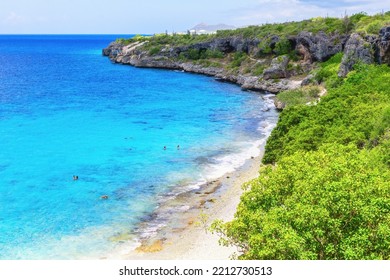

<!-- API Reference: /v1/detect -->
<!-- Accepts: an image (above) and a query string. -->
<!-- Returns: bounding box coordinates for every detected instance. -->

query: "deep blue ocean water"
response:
[0,35,278,259]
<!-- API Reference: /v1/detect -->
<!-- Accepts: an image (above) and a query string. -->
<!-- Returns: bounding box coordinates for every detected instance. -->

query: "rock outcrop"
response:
[274,99,286,110]
[103,26,390,94]
[296,31,347,62]
[338,33,374,77]
[379,26,390,65]
[263,55,290,80]
[102,41,304,93]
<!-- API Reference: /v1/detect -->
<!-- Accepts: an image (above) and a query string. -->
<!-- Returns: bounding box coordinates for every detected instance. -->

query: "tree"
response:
[212,144,390,259]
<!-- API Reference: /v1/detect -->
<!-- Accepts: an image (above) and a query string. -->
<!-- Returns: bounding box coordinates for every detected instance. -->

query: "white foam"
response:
[114,95,279,257]
[261,93,277,111]
[198,140,261,182]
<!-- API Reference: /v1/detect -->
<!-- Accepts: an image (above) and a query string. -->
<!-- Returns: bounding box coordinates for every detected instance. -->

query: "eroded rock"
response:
[338,33,374,77]
[263,55,290,80]
[379,26,390,65]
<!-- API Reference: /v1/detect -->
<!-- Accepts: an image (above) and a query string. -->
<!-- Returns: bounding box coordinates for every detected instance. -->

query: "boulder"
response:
[274,98,286,110]
[263,55,290,80]
[338,33,374,77]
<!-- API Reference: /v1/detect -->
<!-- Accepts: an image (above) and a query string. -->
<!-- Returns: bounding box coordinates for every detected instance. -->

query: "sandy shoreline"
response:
[108,149,265,260]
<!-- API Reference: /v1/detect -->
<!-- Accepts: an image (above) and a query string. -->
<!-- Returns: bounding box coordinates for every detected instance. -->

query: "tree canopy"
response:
[212,58,390,260]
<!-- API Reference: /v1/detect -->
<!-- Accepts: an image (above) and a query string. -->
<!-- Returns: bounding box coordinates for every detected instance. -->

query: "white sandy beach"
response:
[114,152,264,260]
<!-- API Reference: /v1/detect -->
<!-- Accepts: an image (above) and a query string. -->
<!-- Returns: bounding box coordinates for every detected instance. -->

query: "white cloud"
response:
[232,0,326,25]
[3,12,27,25]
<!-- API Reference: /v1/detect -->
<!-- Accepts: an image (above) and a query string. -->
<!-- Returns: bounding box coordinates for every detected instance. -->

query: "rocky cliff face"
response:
[103,27,390,93]
[379,26,390,65]
[295,31,347,62]
[338,33,374,77]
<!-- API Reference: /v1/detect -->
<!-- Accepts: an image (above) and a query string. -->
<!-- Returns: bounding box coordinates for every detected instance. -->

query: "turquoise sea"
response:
[0,35,278,259]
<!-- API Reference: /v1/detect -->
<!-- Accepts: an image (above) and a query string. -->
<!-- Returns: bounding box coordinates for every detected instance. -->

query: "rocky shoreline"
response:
[103,26,389,97]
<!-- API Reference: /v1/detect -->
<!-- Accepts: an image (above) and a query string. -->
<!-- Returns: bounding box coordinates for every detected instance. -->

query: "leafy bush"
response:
[213,144,390,260]
[203,49,224,59]
[149,46,160,55]
[186,48,201,60]
[264,62,390,164]
[314,52,343,87]
[275,37,292,55]
[366,21,384,34]
[354,12,390,35]
[258,38,273,55]
[229,51,247,68]
[252,64,266,76]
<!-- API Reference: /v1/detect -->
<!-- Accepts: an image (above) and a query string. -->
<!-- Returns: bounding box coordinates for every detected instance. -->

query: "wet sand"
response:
[110,150,264,260]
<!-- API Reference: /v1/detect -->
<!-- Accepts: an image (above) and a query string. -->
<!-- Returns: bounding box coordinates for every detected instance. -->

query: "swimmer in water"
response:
[73,175,79,180]
[163,146,167,150]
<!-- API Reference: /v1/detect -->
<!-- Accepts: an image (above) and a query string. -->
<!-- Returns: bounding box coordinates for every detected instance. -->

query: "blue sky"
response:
[1,0,389,34]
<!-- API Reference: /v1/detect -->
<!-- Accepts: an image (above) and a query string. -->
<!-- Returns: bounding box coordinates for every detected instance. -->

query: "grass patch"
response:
[276,86,321,107]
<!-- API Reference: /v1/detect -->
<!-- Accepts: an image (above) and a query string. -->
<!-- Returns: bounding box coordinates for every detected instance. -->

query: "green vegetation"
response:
[216,12,390,38]
[117,12,389,54]
[149,46,161,55]
[229,51,247,68]
[314,52,343,87]
[181,49,224,60]
[115,34,151,45]
[216,17,346,38]
[252,64,266,76]
[212,57,390,260]
[264,62,390,164]
[276,86,321,107]
[274,37,292,55]
[112,12,389,81]
[258,38,273,55]
[213,144,390,259]
[353,11,390,35]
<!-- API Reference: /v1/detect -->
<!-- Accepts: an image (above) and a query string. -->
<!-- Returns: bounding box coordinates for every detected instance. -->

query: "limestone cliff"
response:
[103,25,390,93]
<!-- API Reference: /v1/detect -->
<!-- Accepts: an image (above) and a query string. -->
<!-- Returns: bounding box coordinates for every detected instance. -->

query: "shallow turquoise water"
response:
[0,35,278,259]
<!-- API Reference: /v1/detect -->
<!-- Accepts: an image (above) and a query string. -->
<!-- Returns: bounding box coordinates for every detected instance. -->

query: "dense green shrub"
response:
[212,58,390,260]
[186,48,201,60]
[264,62,390,164]
[314,52,343,87]
[274,37,292,55]
[258,38,273,55]
[213,144,390,259]
[149,46,160,55]
[203,49,224,59]
[229,51,247,68]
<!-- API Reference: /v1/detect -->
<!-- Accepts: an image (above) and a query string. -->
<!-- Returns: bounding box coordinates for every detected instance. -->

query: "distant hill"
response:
[189,23,235,34]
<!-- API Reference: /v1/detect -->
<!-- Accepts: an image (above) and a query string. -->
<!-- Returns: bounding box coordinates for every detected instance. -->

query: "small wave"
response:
[261,93,276,112]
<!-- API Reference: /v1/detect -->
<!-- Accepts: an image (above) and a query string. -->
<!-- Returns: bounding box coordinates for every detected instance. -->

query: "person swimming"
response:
[177,145,180,150]
[163,146,167,150]
[73,175,79,180]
